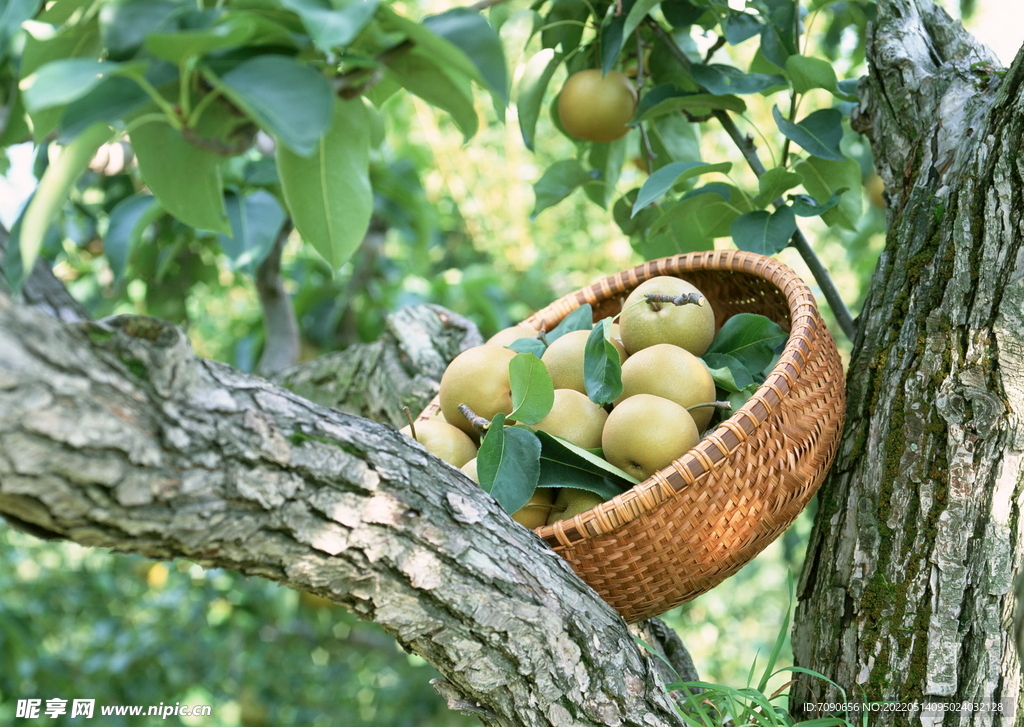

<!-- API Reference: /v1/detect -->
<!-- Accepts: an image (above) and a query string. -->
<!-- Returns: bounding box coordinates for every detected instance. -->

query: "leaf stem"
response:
[645,20,856,341]
[121,113,174,137]
[686,401,731,412]
[126,72,182,129]
[187,87,223,129]
[179,59,194,121]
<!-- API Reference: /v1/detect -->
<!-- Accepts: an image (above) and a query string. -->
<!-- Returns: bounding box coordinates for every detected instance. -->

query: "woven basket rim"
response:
[526,250,827,549]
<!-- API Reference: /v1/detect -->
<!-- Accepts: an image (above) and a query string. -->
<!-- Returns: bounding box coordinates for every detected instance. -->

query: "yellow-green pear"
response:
[546,488,606,525]
[543,329,627,394]
[619,276,715,356]
[439,345,517,438]
[512,488,556,529]
[532,389,608,449]
[487,323,539,348]
[616,343,717,431]
[399,420,477,468]
[602,394,700,480]
[461,457,479,483]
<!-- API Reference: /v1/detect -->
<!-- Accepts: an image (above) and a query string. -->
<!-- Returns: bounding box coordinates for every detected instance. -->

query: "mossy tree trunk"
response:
[793,1,1024,723]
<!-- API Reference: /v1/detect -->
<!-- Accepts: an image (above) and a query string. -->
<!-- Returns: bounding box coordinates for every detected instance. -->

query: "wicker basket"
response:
[422,250,846,623]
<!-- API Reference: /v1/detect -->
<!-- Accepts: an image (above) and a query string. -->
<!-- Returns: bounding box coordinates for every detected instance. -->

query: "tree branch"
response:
[0,295,687,727]
[255,221,300,376]
[273,304,483,429]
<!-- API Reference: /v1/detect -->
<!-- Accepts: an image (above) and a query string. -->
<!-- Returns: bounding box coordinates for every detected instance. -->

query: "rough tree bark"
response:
[273,304,484,430]
[0,297,698,727]
[793,1,1024,724]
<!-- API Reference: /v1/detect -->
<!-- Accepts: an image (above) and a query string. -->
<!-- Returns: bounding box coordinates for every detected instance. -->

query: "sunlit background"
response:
[1,1,1021,725]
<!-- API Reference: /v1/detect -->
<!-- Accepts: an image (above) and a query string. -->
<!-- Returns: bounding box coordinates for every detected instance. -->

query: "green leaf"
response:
[99,0,180,59]
[753,166,804,208]
[58,75,151,141]
[424,8,508,109]
[647,112,701,171]
[21,59,125,113]
[788,191,842,217]
[759,23,791,70]
[3,213,28,292]
[614,189,659,237]
[541,0,588,52]
[638,213,714,259]
[599,8,625,75]
[387,50,478,141]
[759,0,798,68]
[0,91,31,146]
[535,431,639,495]
[508,353,555,424]
[702,352,753,393]
[635,84,746,121]
[622,0,660,42]
[583,137,627,209]
[0,0,42,62]
[478,414,542,514]
[104,193,163,282]
[531,159,594,219]
[583,319,623,405]
[661,0,706,27]
[516,48,561,151]
[706,313,787,373]
[652,184,751,239]
[509,337,547,358]
[837,77,860,98]
[724,11,760,44]
[631,160,732,216]
[131,119,229,233]
[19,122,115,273]
[794,156,862,230]
[649,187,726,234]
[785,54,839,94]
[691,63,785,95]
[772,105,845,161]
[547,303,593,342]
[22,20,99,76]
[730,207,796,256]
[145,17,258,64]
[277,97,372,270]
[279,0,379,53]
[218,55,333,156]
[219,190,286,274]
[378,6,477,78]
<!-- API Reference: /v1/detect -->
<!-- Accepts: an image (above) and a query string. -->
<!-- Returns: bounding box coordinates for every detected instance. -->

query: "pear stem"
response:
[402,406,417,440]
[457,404,492,436]
[686,400,732,412]
[645,292,706,312]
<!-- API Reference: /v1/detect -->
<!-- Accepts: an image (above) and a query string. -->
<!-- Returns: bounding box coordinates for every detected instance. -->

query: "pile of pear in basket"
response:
[407,250,845,623]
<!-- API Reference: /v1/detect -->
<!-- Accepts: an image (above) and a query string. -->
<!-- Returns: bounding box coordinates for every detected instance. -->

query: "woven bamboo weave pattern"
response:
[419,250,846,623]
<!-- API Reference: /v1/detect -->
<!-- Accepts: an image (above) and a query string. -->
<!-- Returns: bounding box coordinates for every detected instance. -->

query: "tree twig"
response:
[255,220,300,376]
[646,21,856,341]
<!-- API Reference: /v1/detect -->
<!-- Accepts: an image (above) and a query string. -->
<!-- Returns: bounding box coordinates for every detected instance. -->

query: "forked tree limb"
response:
[0,295,687,727]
